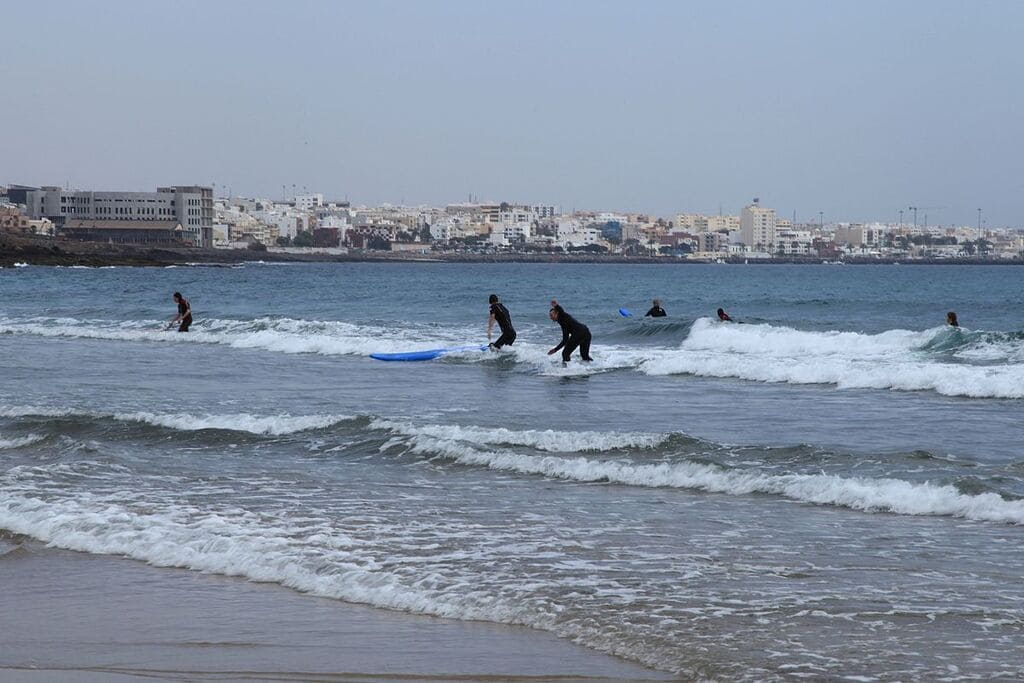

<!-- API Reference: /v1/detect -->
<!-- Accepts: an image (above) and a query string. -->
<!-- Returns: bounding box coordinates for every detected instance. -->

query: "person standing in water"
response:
[548,301,593,364]
[487,294,516,349]
[947,311,959,327]
[645,299,667,317]
[169,292,193,332]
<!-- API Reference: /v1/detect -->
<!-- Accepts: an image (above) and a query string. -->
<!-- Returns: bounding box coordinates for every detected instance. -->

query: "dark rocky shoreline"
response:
[1,234,1019,267]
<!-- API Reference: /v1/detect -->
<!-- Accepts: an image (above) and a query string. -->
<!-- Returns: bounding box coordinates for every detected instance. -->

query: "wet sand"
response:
[0,539,670,682]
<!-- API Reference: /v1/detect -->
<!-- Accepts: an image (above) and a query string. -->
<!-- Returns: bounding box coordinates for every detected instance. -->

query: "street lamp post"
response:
[977,208,982,238]
[898,209,904,230]
[818,211,824,232]
[909,206,918,230]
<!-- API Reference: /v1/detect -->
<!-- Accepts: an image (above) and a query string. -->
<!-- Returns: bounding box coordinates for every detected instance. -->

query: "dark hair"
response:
[173,292,182,299]
[717,308,725,315]
[488,294,498,304]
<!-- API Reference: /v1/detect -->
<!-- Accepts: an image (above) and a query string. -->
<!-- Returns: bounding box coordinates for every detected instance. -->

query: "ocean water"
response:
[1,261,1023,680]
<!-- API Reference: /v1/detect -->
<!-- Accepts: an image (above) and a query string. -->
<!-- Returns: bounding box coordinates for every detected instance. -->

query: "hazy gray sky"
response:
[3,0,1022,226]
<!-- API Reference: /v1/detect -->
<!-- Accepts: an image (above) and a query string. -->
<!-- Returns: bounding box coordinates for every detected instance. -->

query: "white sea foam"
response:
[116,411,356,435]
[396,433,1024,525]
[0,315,470,358]
[640,319,1024,399]
[371,419,669,452]
[0,405,354,436]
[0,405,79,418]
[0,492,528,629]
[0,434,45,449]
[472,341,656,377]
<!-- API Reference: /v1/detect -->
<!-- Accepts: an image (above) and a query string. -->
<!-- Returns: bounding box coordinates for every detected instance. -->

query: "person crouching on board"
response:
[169,292,193,332]
[487,294,516,350]
[947,311,959,327]
[717,308,732,322]
[547,302,593,364]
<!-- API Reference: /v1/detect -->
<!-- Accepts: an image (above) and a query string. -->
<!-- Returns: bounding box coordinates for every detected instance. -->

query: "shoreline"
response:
[0,537,670,682]
[2,234,1021,267]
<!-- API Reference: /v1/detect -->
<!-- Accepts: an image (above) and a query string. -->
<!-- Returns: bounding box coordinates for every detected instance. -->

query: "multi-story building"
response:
[0,205,54,236]
[294,193,324,211]
[774,229,813,256]
[674,213,739,233]
[740,200,776,251]
[24,185,213,246]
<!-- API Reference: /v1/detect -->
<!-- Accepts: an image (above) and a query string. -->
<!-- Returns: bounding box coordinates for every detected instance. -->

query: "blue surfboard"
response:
[370,344,488,362]
[619,308,632,317]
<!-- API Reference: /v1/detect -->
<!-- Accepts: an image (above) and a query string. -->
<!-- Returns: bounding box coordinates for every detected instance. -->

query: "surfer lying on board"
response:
[548,302,593,364]
[645,299,667,317]
[487,294,516,349]
[169,292,192,332]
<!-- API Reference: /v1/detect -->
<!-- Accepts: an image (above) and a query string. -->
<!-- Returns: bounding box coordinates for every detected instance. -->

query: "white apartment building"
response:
[740,201,776,251]
[25,185,213,246]
[557,226,603,249]
[294,193,324,211]
[774,229,813,255]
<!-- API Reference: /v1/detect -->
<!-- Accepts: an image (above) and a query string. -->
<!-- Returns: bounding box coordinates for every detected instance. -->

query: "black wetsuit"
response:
[177,298,192,332]
[645,306,667,317]
[553,308,592,362]
[490,302,516,348]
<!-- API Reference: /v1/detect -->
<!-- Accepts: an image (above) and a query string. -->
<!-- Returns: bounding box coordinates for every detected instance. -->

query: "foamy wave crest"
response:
[0,492,529,632]
[371,418,669,452]
[0,434,45,449]
[116,411,356,436]
[1,405,355,436]
[640,319,1024,399]
[0,315,471,358]
[0,405,79,418]
[397,434,1024,524]
[470,341,660,377]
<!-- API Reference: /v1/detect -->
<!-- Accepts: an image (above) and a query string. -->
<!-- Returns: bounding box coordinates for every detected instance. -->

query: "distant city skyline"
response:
[3,0,1022,227]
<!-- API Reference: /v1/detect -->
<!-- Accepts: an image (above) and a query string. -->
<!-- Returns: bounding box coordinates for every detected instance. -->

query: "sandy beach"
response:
[0,537,669,683]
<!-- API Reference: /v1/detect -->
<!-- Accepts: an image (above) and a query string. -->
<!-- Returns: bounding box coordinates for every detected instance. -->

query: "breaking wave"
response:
[0,405,358,437]
[0,434,45,449]
[385,430,1024,525]
[640,318,1024,399]
[4,404,1024,525]
[0,315,472,358]
[3,314,1024,397]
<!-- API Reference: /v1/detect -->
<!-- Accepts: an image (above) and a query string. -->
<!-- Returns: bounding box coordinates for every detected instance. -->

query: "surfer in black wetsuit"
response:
[487,294,516,349]
[947,311,959,327]
[645,299,667,317]
[170,292,192,332]
[717,308,732,322]
[548,302,593,363]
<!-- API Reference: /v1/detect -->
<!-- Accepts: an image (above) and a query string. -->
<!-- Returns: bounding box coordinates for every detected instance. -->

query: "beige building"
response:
[740,201,776,251]
[0,205,54,236]
[674,213,739,233]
